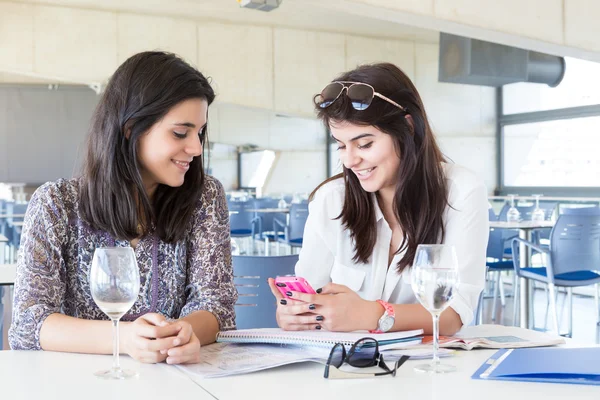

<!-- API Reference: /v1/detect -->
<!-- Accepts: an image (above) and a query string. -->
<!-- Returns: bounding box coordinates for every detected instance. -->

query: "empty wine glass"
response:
[531,194,545,223]
[90,247,140,379]
[277,195,287,209]
[231,238,240,255]
[411,244,459,374]
[506,194,521,223]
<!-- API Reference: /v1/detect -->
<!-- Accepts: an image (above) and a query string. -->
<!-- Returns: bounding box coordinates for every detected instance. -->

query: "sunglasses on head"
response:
[324,337,410,379]
[314,81,406,112]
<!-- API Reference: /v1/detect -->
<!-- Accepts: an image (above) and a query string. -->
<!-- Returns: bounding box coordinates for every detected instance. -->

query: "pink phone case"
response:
[274,276,316,299]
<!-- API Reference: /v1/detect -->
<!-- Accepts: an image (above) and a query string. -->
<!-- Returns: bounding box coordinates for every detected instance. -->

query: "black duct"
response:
[439,33,566,87]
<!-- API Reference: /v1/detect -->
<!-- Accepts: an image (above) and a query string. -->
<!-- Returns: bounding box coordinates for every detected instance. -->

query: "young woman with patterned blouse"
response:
[9,51,237,365]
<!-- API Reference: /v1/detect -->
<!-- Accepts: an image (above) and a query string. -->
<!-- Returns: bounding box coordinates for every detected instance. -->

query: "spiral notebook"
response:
[216,328,423,348]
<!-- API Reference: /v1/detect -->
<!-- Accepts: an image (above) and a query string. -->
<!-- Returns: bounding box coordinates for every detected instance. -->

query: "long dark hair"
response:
[79,51,215,243]
[313,63,448,273]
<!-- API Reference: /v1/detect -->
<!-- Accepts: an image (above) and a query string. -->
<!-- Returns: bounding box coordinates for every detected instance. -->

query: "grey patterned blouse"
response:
[8,175,237,350]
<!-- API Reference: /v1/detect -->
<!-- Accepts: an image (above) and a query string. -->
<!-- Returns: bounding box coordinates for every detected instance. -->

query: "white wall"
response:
[0,3,496,194]
[208,103,328,195]
[208,41,496,195]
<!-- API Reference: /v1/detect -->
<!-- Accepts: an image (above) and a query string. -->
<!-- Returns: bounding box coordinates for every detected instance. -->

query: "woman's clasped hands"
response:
[121,313,201,364]
[268,279,381,332]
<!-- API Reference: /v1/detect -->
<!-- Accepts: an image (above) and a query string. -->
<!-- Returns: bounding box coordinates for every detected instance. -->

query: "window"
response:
[499,57,600,195]
[503,117,600,187]
[503,57,600,114]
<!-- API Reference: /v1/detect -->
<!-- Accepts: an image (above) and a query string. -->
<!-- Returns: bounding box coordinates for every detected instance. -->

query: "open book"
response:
[415,324,565,350]
[178,339,442,379]
[216,327,423,349]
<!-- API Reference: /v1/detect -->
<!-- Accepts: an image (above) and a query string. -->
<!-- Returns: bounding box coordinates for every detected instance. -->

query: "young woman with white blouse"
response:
[268,63,489,335]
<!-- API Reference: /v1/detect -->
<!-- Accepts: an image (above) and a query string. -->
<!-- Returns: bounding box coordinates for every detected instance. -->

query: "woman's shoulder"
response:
[199,175,225,203]
[443,163,487,201]
[311,176,345,203]
[30,178,79,209]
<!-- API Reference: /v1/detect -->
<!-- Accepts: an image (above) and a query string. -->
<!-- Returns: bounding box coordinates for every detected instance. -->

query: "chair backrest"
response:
[5,202,28,223]
[0,286,3,350]
[233,254,298,329]
[486,226,505,260]
[549,214,600,275]
[228,200,257,235]
[561,206,600,216]
[287,203,309,241]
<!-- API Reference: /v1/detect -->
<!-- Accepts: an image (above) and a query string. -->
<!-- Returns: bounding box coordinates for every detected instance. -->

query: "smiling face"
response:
[330,120,400,195]
[137,98,208,197]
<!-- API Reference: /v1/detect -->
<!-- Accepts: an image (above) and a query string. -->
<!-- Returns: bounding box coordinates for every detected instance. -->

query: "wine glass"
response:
[90,247,140,379]
[277,195,287,209]
[411,244,459,374]
[506,194,521,223]
[231,238,240,255]
[531,194,545,223]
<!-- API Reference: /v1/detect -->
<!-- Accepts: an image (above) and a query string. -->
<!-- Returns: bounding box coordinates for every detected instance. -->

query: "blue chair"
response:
[233,254,298,329]
[486,209,516,323]
[275,203,309,255]
[473,290,484,326]
[561,206,600,216]
[3,202,28,263]
[512,214,600,336]
[228,200,260,255]
[0,286,4,350]
[252,198,286,256]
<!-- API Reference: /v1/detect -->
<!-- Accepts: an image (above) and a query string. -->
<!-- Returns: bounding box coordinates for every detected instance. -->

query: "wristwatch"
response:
[369,299,395,333]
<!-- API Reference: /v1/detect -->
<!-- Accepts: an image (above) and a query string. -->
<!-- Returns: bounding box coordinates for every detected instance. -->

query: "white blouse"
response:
[296,163,489,326]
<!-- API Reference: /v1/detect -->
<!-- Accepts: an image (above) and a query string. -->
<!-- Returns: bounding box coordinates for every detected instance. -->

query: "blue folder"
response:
[472,347,600,386]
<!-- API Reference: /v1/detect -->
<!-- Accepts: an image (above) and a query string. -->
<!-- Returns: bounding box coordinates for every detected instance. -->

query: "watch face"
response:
[380,316,395,332]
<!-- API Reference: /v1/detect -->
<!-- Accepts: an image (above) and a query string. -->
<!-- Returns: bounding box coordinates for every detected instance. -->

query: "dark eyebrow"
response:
[331,133,374,142]
[173,122,207,130]
[173,122,196,128]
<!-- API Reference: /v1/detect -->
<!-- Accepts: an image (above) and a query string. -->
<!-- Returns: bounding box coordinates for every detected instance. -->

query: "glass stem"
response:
[432,313,441,368]
[112,318,121,371]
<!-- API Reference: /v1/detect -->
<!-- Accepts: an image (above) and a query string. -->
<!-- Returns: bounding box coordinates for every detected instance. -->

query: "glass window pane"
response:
[503,116,600,187]
[503,57,600,114]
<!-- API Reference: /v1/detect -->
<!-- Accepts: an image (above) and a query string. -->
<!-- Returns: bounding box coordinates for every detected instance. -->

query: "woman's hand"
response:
[268,279,381,332]
[268,278,320,331]
[161,319,202,365]
[121,313,182,364]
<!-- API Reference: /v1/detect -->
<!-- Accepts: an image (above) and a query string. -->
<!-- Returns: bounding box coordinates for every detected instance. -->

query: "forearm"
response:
[39,313,131,354]
[364,302,463,336]
[180,310,220,345]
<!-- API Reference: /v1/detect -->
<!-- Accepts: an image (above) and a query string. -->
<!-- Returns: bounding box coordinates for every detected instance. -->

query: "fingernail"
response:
[173,339,180,346]
[316,288,322,294]
[308,304,316,310]
[280,299,287,305]
[285,291,292,297]
[315,325,321,330]
[316,315,324,322]
[160,321,169,326]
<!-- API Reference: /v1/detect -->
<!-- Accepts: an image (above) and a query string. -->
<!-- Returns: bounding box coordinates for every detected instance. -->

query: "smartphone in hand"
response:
[274,276,316,299]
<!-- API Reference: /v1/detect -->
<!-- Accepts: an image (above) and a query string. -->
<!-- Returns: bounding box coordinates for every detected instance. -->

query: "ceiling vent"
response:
[439,33,565,87]
[237,0,282,12]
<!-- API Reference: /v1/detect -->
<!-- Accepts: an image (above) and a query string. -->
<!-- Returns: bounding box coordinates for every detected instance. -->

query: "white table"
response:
[489,221,555,329]
[2,348,598,400]
[246,208,290,213]
[0,351,213,400]
[0,264,16,286]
